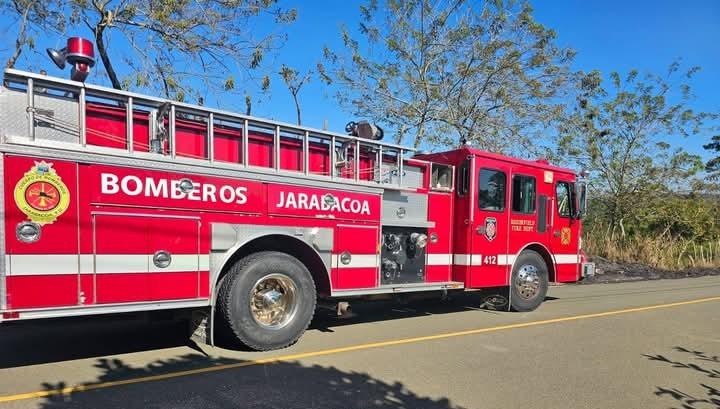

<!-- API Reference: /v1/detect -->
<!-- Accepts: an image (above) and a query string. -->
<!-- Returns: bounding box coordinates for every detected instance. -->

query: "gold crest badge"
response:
[560,227,572,245]
[14,161,70,225]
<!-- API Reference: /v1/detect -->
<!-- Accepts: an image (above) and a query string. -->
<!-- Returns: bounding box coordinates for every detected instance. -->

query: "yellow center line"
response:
[1,295,719,403]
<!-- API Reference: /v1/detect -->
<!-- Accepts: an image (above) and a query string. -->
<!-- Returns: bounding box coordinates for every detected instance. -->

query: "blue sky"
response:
[1,0,719,160]
[261,0,720,159]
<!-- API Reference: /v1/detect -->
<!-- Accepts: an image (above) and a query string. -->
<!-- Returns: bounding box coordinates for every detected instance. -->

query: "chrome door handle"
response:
[153,250,172,268]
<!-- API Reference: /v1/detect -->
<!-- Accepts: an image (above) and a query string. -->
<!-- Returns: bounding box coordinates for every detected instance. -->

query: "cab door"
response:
[549,180,580,282]
[469,162,511,288]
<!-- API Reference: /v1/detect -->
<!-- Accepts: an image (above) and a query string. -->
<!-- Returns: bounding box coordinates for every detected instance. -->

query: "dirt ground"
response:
[580,256,720,284]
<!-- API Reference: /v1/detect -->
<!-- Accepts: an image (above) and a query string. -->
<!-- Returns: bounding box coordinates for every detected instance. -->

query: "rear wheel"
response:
[509,250,548,312]
[217,251,316,350]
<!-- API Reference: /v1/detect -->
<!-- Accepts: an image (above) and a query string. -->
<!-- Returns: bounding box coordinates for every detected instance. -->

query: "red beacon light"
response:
[46,37,96,82]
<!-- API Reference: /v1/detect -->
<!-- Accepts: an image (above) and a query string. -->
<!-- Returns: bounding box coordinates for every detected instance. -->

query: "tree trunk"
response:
[292,93,301,125]
[413,123,426,148]
[245,95,252,115]
[95,24,122,89]
[6,38,24,69]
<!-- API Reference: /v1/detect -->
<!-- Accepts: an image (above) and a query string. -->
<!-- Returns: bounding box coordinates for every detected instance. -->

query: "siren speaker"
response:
[46,47,67,69]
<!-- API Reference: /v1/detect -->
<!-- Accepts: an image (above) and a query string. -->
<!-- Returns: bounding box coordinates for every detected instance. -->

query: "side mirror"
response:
[575,182,588,219]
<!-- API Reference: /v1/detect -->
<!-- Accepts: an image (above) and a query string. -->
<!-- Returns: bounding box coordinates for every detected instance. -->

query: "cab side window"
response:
[556,182,571,217]
[478,169,506,211]
[512,175,536,214]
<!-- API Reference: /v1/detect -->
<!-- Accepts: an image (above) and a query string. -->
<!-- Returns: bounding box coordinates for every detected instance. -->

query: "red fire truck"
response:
[0,38,592,350]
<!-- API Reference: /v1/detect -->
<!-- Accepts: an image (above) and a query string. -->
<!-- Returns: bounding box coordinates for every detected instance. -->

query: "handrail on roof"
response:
[3,68,415,152]
[2,68,419,188]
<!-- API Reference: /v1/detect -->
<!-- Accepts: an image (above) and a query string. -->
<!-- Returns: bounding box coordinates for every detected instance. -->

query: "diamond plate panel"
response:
[1,87,80,143]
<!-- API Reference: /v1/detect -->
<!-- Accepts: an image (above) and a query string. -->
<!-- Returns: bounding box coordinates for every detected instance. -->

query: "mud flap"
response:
[189,307,213,346]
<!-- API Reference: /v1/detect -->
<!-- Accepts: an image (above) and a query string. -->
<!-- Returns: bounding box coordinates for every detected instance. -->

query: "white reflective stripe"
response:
[468,255,484,266]
[497,255,516,266]
[332,254,378,269]
[451,254,482,266]
[80,255,93,274]
[453,253,579,266]
[554,254,580,264]
[452,254,483,266]
[426,253,452,266]
[199,255,210,271]
[453,254,471,266]
[7,254,211,275]
[148,254,199,273]
[95,254,147,273]
[8,254,79,276]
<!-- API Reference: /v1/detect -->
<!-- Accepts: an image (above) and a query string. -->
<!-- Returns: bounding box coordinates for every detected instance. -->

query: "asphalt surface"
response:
[0,276,718,409]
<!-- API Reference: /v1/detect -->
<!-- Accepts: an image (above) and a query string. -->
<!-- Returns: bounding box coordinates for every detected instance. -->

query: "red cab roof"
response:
[416,146,576,176]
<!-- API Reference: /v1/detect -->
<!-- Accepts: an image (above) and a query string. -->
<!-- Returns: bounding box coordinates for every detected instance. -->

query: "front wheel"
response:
[509,250,548,312]
[217,251,316,351]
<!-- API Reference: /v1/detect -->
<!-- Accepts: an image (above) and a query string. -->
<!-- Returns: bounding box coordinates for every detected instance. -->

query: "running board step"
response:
[333,282,464,297]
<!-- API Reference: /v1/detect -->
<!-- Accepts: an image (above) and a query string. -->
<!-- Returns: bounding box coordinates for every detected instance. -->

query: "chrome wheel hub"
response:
[515,264,540,299]
[250,274,298,329]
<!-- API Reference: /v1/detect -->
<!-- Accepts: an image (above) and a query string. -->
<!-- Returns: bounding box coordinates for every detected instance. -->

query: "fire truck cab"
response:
[417,148,589,310]
[0,41,591,350]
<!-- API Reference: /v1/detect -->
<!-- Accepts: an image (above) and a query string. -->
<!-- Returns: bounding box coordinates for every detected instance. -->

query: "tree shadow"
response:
[37,354,466,409]
[644,346,720,409]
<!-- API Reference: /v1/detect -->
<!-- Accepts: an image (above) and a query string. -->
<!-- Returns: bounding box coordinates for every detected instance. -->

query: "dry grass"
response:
[584,226,720,269]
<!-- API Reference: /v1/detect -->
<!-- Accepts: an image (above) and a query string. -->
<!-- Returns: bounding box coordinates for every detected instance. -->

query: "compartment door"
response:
[333,225,379,290]
[146,216,201,300]
[93,214,200,304]
[4,156,80,309]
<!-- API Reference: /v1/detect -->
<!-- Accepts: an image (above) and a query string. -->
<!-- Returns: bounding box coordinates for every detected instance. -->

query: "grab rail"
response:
[4,68,416,188]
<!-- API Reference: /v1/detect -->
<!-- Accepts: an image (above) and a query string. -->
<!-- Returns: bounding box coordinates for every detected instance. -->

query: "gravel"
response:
[579,256,720,284]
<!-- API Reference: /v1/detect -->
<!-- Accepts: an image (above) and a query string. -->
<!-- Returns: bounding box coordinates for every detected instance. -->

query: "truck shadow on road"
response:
[644,346,720,409]
[35,354,466,409]
[0,291,526,368]
[309,292,511,333]
[0,317,192,369]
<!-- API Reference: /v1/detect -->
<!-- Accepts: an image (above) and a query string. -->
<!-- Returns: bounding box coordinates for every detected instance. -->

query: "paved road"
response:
[0,276,718,409]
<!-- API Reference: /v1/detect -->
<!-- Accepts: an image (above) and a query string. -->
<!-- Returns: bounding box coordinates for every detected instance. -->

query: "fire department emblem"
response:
[14,161,70,225]
[560,227,572,245]
[484,217,497,241]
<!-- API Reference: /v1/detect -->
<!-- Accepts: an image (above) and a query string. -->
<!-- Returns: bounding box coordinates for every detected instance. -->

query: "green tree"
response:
[638,193,720,241]
[559,64,718,237]
[318,0,574,151]
[279,64,312,125]
[3,0,296,101]
[705,135,720,180]
[74,0,296,100]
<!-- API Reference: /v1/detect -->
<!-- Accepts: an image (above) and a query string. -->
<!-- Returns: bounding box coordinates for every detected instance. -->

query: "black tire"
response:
[217,251,316,351]
[509,250,548,312]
